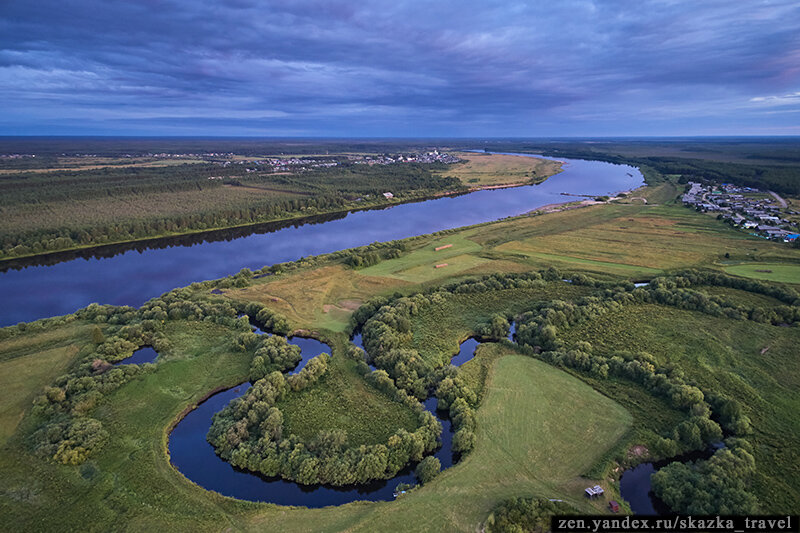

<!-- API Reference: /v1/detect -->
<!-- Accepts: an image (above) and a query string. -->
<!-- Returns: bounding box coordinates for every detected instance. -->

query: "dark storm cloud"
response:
[0,0,799,135]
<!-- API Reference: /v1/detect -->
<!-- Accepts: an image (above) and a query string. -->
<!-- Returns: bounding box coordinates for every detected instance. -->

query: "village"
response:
[682,181,800,243]
[210,150,461,174]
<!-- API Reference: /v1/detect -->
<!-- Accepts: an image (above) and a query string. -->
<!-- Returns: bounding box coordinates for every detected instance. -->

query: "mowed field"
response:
[722,262,800,284]
[227,265,410,332]
[438,152,563,187]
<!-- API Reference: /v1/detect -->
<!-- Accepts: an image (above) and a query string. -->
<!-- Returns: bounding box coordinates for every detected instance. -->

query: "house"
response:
[609,501,620,513]
[383,192,394,199]
[784,234,800,242]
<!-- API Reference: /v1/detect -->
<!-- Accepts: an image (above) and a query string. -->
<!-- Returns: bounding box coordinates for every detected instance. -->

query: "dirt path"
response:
[769,190,787,208]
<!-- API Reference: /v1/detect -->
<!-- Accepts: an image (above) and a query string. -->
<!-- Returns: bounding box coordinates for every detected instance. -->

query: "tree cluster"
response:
[486,497,577,533]
[652,440,758,514]
[207,359,443,486]
[248,335,302,381]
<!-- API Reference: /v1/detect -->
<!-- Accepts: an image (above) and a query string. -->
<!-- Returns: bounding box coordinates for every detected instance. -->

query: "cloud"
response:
[0,0,799,135]
[750,92,800,105]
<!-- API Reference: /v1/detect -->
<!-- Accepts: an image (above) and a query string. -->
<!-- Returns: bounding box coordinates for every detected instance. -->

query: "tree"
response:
[91,325,105,345]
[415,455,441,484]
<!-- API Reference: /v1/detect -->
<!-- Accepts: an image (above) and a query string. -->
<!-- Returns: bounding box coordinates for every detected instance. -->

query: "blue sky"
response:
[1,0,799,136]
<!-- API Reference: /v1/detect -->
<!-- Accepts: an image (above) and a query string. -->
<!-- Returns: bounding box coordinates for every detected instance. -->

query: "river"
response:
[0,154,642,327]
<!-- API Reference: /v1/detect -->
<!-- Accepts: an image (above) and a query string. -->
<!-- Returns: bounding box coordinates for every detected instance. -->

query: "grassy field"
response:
[561,304,800,512]
[225,265,409,332]
[0,337,631,532]
[722,262,800,284]
[358,234,486,282]
[438,152,562,188]
[277,348,421,447]
[0,323,90,444]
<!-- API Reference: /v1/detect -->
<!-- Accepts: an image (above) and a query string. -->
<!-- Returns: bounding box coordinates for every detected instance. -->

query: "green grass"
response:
[358,233,484,280]
[0,323,90,444]
[277,351,420,447]
[561,303,800,512]
[723,262,800,284]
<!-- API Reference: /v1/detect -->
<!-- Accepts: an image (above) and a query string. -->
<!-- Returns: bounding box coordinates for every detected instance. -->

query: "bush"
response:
[415,455,441,484]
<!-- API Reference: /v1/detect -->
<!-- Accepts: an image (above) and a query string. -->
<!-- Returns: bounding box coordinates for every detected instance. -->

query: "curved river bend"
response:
[168,334,480,506]
[0,154,642,327]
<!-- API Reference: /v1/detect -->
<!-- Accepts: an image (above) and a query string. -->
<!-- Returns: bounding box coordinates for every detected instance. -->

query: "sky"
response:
[1,0,799,137]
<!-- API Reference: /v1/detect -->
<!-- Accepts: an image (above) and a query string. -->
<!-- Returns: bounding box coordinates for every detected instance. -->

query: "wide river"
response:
[0,154,642,327]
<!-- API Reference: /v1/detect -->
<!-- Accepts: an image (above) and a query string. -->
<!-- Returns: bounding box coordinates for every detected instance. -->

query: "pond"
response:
[451,338,480,366]
[114,346,158,366]
[619,442,725,514]
[0,154,643,327]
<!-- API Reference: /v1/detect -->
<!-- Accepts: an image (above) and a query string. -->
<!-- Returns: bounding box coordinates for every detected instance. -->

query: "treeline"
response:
[206,357,443,486]
[0,163,234,204]
[1,195,349,259]
[0,138,456,158]
[641,157,800,196]
[346,245,405,268]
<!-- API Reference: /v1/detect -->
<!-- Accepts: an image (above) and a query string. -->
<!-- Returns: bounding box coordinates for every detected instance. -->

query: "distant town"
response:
[682,181,799,243]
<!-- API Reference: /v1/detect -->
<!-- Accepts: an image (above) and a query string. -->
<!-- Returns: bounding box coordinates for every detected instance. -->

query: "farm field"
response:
[722,262,800,284]
[438,151,563,187]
